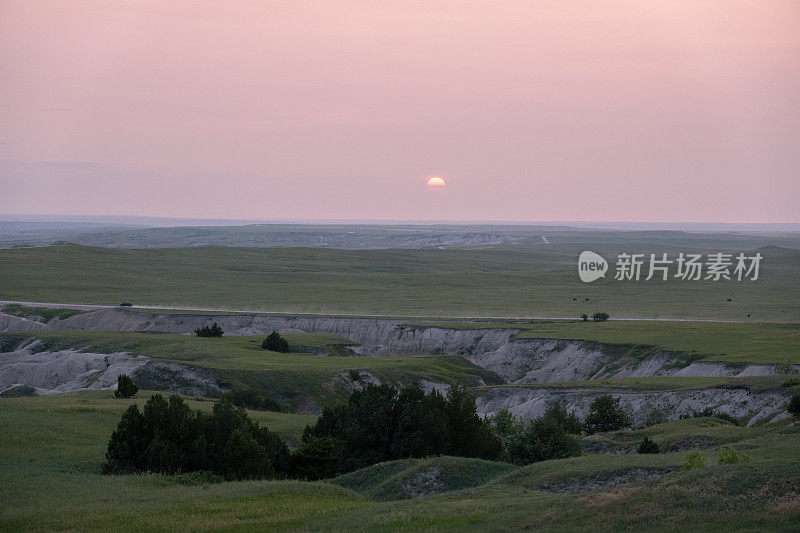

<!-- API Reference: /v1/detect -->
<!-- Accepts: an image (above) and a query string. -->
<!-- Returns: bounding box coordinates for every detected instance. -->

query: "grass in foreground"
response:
[1,391,799,531]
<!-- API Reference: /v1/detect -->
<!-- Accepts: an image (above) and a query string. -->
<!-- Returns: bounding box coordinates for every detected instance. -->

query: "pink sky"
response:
[1,1,799,222]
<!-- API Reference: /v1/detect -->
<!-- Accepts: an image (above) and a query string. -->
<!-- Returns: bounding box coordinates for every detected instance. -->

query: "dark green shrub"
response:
[262,331,289,352]
[489,409,524,462]
[591,312,610,322]
[220,429,272,480]
[542,403,582,434]
[195,323,223,337]
[585,395,631,433]
[219,390,283,412]
[506,416,581,465]
[788,393,800,419]
[637,436,660,454]
[291,434,337,480]
[444,383,502,460]
[712,412,740,426]
[0,384,36,398]
[681,408,739,425]
[103,404,150,473]
[580,314,588,322]
[103,394,289,480]
[390,384,449,460]
[645,410,666,427]
[114,374,138,399]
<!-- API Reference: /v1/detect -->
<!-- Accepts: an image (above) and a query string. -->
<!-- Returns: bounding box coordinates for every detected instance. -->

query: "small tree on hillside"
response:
[195,323,224,337]
[489,409,523,459]
[637,436,660,454]
[542,402,583,434]
[262,331,289,352]
[788,393,800,419]
[115,374,138,399]
[591,312,610,322]
[580,314,589,322]
[585,395,631,433]
[505,416,581,465]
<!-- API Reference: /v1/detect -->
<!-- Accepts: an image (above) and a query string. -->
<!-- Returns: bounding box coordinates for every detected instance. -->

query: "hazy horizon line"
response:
[2,213,800,230]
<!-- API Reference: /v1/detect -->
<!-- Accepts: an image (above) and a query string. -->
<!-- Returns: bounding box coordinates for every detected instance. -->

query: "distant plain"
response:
[1,226,798,321]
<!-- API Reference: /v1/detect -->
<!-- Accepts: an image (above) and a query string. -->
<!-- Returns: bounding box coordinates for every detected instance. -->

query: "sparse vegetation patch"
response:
[195,323,224,337]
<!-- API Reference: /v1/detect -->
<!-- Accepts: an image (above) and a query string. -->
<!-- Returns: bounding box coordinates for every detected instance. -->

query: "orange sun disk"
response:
[426,176,446,189]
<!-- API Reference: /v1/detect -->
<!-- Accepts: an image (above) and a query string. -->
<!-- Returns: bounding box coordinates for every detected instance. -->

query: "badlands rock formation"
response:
[0,308,793,424]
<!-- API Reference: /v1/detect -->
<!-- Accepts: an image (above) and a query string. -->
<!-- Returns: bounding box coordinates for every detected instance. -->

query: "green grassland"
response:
[3,233,800,529]
[512,321,800,363]
[1,391,799,531]
[1,242,799,320]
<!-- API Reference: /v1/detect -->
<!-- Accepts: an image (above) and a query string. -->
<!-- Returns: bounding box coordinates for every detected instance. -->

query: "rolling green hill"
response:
[2,391,799,531]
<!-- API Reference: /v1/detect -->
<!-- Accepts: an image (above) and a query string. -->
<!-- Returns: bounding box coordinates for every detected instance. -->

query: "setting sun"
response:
[426,176,446,190]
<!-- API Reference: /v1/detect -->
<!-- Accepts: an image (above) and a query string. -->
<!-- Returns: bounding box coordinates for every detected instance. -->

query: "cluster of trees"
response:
[294,383,501,479]
[103,385,633,482]
[289,388,633,479]
[489,404,581,465]
[489,395,632,464]
[195,323,224,337]
[219,389,284,412]
[581,312,610,322]
[103,394,289,480]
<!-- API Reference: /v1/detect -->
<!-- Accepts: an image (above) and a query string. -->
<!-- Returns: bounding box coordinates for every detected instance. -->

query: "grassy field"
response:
[509,321,800,364]
[1,243,799,321]
[1,391,799,531]
[3,232,799,529]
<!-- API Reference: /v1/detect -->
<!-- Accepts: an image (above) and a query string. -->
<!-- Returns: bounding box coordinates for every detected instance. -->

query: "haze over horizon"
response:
[2,1,799,223]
